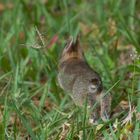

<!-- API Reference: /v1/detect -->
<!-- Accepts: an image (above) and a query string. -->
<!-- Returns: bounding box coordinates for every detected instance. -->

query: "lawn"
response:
[0,0,140,139]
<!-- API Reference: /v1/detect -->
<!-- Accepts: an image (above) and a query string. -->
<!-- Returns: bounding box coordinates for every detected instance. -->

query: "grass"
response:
[0,0,140,139]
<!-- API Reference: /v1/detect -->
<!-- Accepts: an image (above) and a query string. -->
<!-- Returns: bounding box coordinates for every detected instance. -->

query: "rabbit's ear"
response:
[64,36,74,52]
[60,36,84,64]
[64,36,82,53]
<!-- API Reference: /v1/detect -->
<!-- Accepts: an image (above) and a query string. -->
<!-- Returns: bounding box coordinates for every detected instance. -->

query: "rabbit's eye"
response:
[88,83,98,93]
[89,84,97,90]
[89,78,103,93]
[90,78,99,85]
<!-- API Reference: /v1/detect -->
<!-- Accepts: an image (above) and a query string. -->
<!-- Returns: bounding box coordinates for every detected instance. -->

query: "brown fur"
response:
[58,37,111,124]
